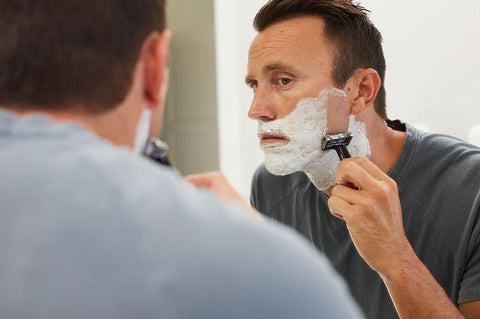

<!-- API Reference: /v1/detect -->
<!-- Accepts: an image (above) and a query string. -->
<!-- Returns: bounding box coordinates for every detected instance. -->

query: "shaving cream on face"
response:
[258,88,371,190]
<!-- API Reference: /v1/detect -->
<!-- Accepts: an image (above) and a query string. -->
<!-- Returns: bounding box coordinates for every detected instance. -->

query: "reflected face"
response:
[246,16,370,189]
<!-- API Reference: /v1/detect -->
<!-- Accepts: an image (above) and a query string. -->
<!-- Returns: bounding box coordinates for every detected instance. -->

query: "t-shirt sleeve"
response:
[458,205,480,304]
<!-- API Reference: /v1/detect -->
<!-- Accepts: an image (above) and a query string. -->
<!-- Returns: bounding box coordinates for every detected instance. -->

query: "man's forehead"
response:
[249,17,327,55]
[250,23,306,52]
[247,17,331,76]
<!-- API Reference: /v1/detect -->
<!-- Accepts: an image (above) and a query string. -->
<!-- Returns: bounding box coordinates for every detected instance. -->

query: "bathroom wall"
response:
[162,0,219,175]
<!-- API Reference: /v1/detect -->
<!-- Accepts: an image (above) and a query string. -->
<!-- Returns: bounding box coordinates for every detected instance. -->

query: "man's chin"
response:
[265,167,295,176]
[264,162,337,191]
[262,150,311,176]
[263,160,299,176]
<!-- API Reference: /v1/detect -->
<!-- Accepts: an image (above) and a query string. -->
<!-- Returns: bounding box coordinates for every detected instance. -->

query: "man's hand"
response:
[327,156,413,275]
[184,172,263,221]
[328,157,468,318]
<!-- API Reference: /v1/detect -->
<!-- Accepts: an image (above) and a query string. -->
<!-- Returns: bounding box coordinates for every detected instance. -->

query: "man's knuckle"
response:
[331,185,341,196]
[355,156,368,165]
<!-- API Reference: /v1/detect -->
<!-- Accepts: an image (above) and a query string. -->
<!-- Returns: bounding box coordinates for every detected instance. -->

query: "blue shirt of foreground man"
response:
[186,0,480,318]
[0,1,363,318]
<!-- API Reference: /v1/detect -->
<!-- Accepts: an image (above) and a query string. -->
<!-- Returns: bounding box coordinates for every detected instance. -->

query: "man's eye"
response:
[277,78,292,85]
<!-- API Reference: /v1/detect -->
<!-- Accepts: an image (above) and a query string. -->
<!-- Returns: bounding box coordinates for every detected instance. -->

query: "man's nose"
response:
[248,90,276,121]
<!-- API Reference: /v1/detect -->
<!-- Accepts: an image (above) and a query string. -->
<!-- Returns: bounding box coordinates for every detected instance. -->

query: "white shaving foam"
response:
[258,88,371,190]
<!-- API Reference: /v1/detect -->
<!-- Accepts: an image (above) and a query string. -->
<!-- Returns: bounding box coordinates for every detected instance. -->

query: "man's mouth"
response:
[258,133,290,147]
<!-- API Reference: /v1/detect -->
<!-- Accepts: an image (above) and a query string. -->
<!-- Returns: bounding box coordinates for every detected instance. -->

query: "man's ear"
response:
[346,68,381,115]
[142,30,171,110]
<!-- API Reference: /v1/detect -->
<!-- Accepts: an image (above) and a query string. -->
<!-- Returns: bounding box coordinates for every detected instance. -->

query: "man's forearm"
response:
[380,250,464,319]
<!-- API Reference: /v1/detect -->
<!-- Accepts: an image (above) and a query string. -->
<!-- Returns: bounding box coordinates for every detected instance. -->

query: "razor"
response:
[144,137,171,166]
[321,132,353,160]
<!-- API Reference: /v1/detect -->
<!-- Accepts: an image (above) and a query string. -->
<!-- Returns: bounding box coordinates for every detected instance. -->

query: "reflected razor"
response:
[144,137,171,167]
[321,132,353,160]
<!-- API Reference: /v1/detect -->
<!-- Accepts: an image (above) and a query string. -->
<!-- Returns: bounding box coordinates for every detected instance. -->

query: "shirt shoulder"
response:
[0,116,364,318]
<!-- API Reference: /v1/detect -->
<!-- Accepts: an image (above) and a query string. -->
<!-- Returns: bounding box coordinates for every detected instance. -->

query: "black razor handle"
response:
[334,145,351,161]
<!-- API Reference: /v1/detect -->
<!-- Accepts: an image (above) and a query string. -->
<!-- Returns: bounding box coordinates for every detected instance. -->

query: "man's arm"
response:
[328,156,479,318]
[460,302,480,318]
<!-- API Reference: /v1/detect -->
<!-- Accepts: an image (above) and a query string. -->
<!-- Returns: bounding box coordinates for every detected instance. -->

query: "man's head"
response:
[0,0,166,114]
[246,0,381,189]
[249,0,386,120]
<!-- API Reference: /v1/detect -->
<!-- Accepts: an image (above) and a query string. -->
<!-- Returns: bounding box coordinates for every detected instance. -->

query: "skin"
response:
[186,16,480,318]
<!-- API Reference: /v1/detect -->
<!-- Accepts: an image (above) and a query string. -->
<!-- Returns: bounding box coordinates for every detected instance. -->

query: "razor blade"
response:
[321,132,353,160]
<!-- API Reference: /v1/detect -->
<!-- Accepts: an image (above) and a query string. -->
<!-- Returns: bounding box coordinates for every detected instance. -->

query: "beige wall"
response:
[162,0,219,175]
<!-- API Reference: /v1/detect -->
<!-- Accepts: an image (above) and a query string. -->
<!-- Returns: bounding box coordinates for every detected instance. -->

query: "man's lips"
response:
[258,133,290,146]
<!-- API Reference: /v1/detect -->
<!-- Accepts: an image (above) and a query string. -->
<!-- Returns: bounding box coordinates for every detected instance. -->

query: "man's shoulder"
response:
[2,141,364,318]
[400,126,480,184]
[396,126,480,245]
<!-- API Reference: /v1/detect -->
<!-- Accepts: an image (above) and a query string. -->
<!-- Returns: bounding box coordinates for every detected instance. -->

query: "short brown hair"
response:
[254,0,387,119]
[0,0,166,114]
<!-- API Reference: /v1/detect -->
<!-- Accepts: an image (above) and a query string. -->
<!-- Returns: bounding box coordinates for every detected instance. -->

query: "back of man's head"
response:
[254,0,387,119]
[0,0,166,114]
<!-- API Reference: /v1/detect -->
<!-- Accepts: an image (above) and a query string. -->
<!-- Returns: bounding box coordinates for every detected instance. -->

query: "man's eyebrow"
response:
[245,63,295,85]
[264,63,288,71]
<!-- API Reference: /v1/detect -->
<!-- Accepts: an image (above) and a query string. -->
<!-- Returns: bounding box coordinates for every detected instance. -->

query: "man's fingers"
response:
[335,157,392,190]
[327,194,351,220]
[335,159,377,190]
[331,184,363,204]
[337,157,386,181]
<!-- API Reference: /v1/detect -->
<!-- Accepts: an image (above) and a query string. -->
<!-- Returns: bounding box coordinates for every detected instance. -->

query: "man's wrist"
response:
[377,242,418,283]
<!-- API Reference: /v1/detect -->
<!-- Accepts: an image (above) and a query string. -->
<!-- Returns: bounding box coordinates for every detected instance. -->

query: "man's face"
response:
[246,16,341,125]
[246,16,370,190]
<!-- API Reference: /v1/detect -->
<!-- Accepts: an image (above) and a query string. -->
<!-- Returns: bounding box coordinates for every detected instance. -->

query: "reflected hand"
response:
[327,157,414,275]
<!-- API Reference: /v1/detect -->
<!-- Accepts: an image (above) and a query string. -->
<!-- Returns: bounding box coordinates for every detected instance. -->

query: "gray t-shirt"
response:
[251,123,480,319]
[0,109,363,319]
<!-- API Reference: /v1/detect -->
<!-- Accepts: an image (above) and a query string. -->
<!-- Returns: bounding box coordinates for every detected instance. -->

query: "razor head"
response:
[321,132,353,160]
[321,132,353,151]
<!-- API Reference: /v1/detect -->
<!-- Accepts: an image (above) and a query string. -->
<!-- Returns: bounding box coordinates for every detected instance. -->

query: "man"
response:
[0,1,364,318]
[187,0,480,318]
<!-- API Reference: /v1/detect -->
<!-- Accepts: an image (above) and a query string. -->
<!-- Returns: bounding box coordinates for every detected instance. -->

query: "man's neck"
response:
[368,119,407,175]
